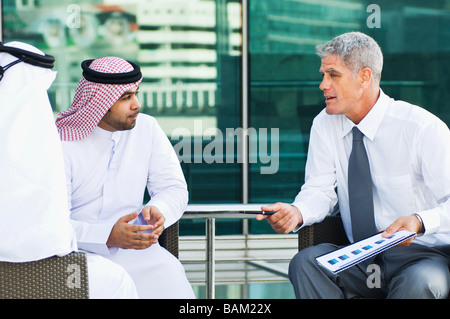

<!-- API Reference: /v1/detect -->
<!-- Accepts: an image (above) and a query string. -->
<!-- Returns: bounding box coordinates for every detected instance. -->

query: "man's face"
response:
[319,54,365,121]
[98,86,141,132]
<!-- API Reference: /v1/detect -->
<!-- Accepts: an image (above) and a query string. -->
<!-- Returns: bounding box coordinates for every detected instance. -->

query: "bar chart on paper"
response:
[316,230,416,273]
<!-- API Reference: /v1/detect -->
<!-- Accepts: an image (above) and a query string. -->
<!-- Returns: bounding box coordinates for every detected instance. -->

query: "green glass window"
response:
[2,0,243,235]
[248,0,450,232]
[3,0,449,235]
[2,2,243,197]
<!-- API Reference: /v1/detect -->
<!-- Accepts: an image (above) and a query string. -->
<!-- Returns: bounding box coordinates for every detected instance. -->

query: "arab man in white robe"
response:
[55,56,195,299]
[0,41,138,299]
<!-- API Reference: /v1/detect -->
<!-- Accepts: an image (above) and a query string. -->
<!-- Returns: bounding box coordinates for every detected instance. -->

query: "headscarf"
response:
[55,57,142,141]
[0,42,77,262]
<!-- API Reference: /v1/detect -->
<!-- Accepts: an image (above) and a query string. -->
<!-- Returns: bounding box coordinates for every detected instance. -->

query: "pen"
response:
[240,210,275,215]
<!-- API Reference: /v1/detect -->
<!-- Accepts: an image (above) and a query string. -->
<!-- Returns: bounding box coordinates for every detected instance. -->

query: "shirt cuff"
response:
[291,201,315,230]
[416,209,441,235]
[75,222,115,256]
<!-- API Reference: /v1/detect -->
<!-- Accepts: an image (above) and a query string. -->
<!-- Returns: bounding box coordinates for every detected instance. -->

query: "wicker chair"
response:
[0,252,89,299]
[0,221,179,299]
[159,221,179,258]
[298,214,349,251]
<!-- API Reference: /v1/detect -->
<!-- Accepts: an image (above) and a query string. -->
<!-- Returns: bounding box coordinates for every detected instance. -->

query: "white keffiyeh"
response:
[0,42,77,262]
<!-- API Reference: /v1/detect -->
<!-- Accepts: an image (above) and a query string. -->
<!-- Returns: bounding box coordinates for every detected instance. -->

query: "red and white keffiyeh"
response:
[56,56,142,141]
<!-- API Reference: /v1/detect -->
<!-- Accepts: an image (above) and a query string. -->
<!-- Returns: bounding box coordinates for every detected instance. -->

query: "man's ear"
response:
[359,67,373,89]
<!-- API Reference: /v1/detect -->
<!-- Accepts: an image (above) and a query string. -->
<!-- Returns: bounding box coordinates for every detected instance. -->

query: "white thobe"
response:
[293,90,450,246]
[0,41,138,299]
[61,114,194,298]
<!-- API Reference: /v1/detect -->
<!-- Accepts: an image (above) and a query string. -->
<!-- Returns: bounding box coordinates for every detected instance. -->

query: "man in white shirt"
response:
[56,56,195,298]
[0,42,138,299]
[258,32,450,298]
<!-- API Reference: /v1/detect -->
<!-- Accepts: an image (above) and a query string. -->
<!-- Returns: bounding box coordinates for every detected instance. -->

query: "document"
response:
[315,230,416,273]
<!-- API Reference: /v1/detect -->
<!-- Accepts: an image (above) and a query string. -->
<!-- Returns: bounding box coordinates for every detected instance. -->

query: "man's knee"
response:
[87,254,138,299]
[389,261,450,299]
[289,246,314,276]
[289,243,337,279]
[413,266,449,299]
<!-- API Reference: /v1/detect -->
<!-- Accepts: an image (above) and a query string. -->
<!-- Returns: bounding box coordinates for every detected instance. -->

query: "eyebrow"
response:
[120,87,139,98]
[319,68,343,75]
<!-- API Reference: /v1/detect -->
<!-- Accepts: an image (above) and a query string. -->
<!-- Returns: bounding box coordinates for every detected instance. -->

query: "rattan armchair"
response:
[298,214,349,251]
[0,252,89,299]
[158,221,179,258]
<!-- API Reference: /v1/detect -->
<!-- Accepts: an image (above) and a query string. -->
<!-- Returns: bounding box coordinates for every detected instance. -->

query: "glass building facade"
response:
[2,0,449,235]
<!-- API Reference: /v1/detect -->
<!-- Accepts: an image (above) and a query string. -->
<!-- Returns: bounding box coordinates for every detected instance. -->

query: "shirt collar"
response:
[92,125,122,142]
[341,89,388,141]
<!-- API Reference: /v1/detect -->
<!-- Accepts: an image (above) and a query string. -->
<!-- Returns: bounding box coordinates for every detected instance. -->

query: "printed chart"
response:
[316,230,416,273]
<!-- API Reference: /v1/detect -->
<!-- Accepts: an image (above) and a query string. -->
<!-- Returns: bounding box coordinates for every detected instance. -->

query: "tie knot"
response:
[352,127,364,141]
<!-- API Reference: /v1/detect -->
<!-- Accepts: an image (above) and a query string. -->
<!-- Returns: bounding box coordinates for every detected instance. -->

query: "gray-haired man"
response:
[258,32,450,299]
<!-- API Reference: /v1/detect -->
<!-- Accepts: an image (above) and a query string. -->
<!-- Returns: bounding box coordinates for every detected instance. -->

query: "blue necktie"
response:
[348,127,376,242]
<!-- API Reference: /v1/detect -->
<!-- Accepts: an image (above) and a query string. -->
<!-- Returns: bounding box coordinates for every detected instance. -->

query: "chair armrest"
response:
[0,252,88,299]
[159,221,179,258]
[298,215,349,251]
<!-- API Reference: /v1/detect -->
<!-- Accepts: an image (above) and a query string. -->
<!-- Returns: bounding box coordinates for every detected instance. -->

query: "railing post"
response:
[205,217,215,299]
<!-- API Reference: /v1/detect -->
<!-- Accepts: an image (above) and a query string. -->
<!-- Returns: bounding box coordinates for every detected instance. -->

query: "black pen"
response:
[240,210,276,215]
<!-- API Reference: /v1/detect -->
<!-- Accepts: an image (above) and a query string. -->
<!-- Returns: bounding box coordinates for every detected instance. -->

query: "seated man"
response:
[55,56,195,299]
[0,41,138,298]
[258,32,450,299]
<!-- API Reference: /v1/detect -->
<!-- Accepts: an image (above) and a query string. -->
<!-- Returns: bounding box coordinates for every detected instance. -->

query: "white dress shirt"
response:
[62,114,188,255]
[293,90,450,246]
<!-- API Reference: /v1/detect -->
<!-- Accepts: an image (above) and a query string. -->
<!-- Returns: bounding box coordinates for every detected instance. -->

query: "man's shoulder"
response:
[136,113,157,126]
[134,113,163,136]
[385,96,443,127]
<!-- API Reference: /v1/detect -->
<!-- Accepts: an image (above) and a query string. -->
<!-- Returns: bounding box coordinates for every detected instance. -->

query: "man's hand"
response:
[256,202,303,234]
[381,214,424,246]
[141,205,165,238]
[106,210,160,249]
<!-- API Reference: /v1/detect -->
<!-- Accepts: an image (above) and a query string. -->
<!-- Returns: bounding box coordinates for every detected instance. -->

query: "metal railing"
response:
[181,203,297,299]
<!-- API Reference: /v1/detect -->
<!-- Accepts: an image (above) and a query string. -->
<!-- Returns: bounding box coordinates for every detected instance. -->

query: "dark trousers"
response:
[289,243,450,299]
